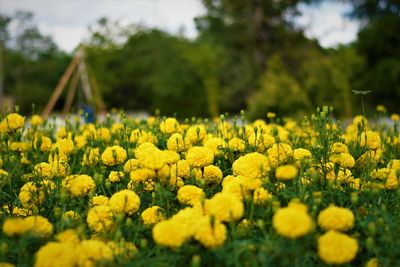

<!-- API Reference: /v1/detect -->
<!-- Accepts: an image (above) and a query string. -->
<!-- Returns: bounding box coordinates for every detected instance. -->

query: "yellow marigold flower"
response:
[50,160,69,177]
[53,138,74,156]
[329,153,355,169]
[232,152,270,179]
[177,185,205,206]
[391,113,400,122]
[205,193,244,222]
[371,168,389,180]
[135,143,165,169]
[352,115,368,127]
[3,218,29,236]
[191,167,203,180]
[111,122,124,134]
[10,141,30,152]
[123,159,140,173]
[161,150,180,164]
[130,168,156,182]
[170,206,205,238]
[145,116,156,125]
[331,142,349,154]
[186,125,207,144]
[35,136,52,152]
[324,163,353,182]
[365,258,379,267]
[385,172,399,190]
[152,219,190,248]
[30,115,43,126]
[107,240,137,259]
[19,180,55,208]
[222,175,262,200]
[318,230,358,264]
[253,188,272,205]
[267,112,276,119]
[275,165,298,181]
[56,126,68,139]
[97,127,111,141]
[12,207,31,216]
[204,137,224,156]
[0,169,8,177]
[388,159,400,170]
[360,130,381,150]
[141,206,165,226]
[87,205,114,232]
[194,216,227,249]
[272,203,313,239]
[34,162,52,178]
[203,165,223,184]
[109,189,140,215]
[76,240,113,267]
[91,195,109,206]
[108,171,124,183]
[247,133,275,152]
[267,143,293,168]
[24,216,54,238]
[167,133,190,152]
[74,135,87,149]
[35,242,76,267]
[376,105,386,113]
[62,210,81,221]
[130,129,158,145]
[293,148,312,165]
[0,113,25,133]
[186,146,214,168]
[228,137,246,152]
[62,175,96,197]
[82,148,100,166]
[55,229,80,244]
[318,206,354,231]
[356,149,383,166]
[170,160,191,179]
[160,117,179,134]
[101,145,127,166]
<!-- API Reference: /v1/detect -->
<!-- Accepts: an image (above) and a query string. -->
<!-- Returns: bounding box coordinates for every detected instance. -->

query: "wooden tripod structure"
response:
[41,44,106,118]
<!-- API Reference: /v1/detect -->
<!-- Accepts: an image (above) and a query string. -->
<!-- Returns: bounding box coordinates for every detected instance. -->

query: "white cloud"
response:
[0,0,204,51]
[296,1,360,47]
[0,0,360,51]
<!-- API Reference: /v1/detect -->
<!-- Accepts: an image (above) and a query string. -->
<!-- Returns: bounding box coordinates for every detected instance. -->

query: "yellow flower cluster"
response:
[1,110,399,265]
[3,215,53,238]
[101,145,127,166]
[318,230,358,264]
[272,200,313,239]
[318,206,354,231]
[0,113,25,133]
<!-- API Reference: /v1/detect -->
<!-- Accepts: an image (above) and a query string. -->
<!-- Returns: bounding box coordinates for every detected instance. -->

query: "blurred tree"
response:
[348,0,400,111]
[0,15,11,96]
[247,54,311,118]
[86,24,210,117]
[196,0,318,113]
[300,46,365,117]
[0,11,70,113]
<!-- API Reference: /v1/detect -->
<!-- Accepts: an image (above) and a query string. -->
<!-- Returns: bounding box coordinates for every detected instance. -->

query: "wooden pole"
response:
[41,53,79,118]
[86,62,106,112]
[62,69,80,115]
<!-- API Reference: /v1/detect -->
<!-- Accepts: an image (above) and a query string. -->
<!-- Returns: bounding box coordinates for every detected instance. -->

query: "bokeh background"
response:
[0,0,399,119]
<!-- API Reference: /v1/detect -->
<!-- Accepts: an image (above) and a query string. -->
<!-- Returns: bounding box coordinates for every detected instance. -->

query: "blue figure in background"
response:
[82,105,95,123]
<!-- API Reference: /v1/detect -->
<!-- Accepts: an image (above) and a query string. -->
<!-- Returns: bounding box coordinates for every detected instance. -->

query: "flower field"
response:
[0,108,400,266]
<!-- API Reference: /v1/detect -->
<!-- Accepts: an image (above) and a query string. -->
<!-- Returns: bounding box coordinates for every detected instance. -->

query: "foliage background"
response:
[0,0,399,118]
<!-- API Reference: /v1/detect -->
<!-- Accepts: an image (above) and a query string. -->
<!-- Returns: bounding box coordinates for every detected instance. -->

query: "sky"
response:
[0,0,360,52]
